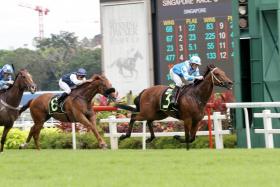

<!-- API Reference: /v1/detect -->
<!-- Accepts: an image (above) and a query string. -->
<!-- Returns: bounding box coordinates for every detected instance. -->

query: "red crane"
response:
[19,3,50,40]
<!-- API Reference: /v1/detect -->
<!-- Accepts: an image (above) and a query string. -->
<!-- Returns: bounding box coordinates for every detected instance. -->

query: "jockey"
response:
[0,64,14,90]
[169,56,203,107]
[57,68,91,105]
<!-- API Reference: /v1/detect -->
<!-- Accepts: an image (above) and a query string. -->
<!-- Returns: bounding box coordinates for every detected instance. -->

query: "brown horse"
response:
[0,69,36,152]
[116,64,233,149]
[19,74,116,150]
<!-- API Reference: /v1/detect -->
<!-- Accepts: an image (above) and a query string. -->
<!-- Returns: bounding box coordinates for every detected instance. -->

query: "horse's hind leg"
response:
[0,125,12,152]
[32,122,44,150]
[119,113,136,141]
[146,120,155,143]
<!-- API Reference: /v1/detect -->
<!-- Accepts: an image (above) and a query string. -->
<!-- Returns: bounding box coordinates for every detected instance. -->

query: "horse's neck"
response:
[72,83,99,102]
[2,83,24,107]
[192,73,213,106]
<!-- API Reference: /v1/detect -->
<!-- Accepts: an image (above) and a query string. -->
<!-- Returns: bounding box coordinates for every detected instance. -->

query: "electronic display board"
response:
[156,0,234,85]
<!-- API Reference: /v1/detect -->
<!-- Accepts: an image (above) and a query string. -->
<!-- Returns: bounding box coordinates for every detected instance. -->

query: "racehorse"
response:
[0,69,36,152]
[19,74,116,150]
[115,64,233,149]
[111,50,143,78]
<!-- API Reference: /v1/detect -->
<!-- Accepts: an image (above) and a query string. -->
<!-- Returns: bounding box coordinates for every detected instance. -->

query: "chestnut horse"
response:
[116,64,233,149]
[19,74,116,149]
[0,69,36,152]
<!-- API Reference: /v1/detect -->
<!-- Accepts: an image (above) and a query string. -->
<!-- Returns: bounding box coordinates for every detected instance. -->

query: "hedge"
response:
[0,127,236,149]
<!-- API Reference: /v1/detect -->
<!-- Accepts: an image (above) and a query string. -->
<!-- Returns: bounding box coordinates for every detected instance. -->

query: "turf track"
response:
[1,149,280,187]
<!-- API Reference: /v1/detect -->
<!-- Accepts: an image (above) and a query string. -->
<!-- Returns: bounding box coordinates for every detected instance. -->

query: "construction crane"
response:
[19,3,50,40]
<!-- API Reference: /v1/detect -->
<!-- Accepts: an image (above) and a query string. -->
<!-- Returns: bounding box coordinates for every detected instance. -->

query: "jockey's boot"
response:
[57,92,68,107]
[170,86,180,110]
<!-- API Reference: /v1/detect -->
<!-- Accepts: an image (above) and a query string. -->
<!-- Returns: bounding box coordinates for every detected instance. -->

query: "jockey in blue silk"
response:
[57,68,91,105]
[169,56,203,107]
[0,64,14,90]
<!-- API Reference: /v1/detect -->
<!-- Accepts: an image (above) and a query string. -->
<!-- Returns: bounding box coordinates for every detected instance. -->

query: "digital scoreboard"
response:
[156,0,234,85]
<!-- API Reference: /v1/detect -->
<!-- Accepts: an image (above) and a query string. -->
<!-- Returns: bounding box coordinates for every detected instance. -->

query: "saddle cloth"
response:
[48,95,66,114]
[160,87,177,112]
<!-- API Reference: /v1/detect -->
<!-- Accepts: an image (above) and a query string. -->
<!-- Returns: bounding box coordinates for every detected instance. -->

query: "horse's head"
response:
[91,74,116,101]
[134,50,143,60]
[209,65,233,89]
[15,69,37,94]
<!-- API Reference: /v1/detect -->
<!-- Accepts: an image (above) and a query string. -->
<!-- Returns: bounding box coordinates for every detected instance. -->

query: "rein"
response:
[0,99,20,111]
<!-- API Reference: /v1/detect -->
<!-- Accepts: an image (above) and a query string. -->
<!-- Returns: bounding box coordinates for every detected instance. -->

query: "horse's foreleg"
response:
[87,115,107,149]
[146,120,155,143]
[0,126,12,152]
[184,119,192,150]
[189,121,200,143]
[119,114,136,141]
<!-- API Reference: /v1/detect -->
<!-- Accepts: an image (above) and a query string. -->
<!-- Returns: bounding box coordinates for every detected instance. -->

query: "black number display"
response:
[156,0,234,85]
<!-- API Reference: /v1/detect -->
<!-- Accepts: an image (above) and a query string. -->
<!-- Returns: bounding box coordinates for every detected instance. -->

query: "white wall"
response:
[101,0,153,97]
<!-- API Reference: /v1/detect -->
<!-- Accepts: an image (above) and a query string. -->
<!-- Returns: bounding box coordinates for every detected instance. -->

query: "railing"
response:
[254,110,280,148]
[100,112,230,150]
[225,102,280,148]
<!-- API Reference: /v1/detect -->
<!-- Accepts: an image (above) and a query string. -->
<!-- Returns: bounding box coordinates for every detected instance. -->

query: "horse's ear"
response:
[92,75,101,80]
[208,64,216,70]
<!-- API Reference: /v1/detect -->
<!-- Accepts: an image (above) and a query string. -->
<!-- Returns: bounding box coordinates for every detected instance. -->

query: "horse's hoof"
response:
[146,137,155,143]
[119,134,128,141]
[173,135,181,140]
[19,143,27,149]
[100,143,108,150]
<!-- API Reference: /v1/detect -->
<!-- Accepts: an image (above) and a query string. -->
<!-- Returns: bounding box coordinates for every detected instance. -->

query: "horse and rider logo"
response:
[49,95,65,114]
[110,49,143,79]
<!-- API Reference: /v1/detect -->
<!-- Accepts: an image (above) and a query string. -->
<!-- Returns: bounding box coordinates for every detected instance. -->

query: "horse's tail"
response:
[114,104,137,112]
[19,99,33,114]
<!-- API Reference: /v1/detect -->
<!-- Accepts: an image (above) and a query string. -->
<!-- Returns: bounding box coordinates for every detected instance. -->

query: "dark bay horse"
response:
[0,69,36,152]
[19,74,116,149]
[116,65,233,149]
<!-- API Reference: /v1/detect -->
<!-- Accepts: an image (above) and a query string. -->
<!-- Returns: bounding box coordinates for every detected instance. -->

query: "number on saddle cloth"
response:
[48,95,66,114]
[160,87,177,111]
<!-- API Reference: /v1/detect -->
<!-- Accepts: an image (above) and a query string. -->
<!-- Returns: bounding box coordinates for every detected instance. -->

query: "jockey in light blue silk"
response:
[169,56,203,108]
[0,64,14,90]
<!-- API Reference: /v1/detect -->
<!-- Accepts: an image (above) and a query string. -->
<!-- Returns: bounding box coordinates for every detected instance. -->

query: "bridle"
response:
[210,68,225,87]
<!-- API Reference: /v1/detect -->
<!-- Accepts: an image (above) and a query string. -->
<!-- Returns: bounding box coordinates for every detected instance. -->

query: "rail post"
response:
[213,112,224,149]
[142,121,147,150]
[263,110,274,148]
[108,115,118,150]
[71,123,76,150]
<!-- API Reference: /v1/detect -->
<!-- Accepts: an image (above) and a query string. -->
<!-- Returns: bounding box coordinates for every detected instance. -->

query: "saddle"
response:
[48,95,66,114]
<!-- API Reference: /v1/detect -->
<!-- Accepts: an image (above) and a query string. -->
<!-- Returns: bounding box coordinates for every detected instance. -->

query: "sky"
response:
[0,0,101,50]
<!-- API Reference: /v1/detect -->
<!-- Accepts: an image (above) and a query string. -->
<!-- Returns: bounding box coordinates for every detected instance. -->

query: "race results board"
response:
[156,0,234,85]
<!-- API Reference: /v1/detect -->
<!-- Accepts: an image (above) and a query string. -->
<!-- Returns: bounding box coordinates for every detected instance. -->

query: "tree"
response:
[66,48,102,75]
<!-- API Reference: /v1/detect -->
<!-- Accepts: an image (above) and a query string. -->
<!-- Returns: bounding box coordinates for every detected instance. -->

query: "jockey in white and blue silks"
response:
[57,68,89,105]
[0,64,14,90]
[170,56,203,87]
[169,56,203,107]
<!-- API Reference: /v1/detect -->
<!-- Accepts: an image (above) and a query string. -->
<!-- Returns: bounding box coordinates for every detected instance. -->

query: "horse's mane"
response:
[180,64,216,92]
[71,74,105,94]
[192,64,216,86]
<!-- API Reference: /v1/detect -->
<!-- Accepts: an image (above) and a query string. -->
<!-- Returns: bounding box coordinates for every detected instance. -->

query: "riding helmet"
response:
[2,64,14,74]
[190,56,201,65]
[76,68,87,76]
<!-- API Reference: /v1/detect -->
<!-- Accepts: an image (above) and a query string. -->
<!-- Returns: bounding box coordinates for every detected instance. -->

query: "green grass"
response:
[1,149,280,187]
